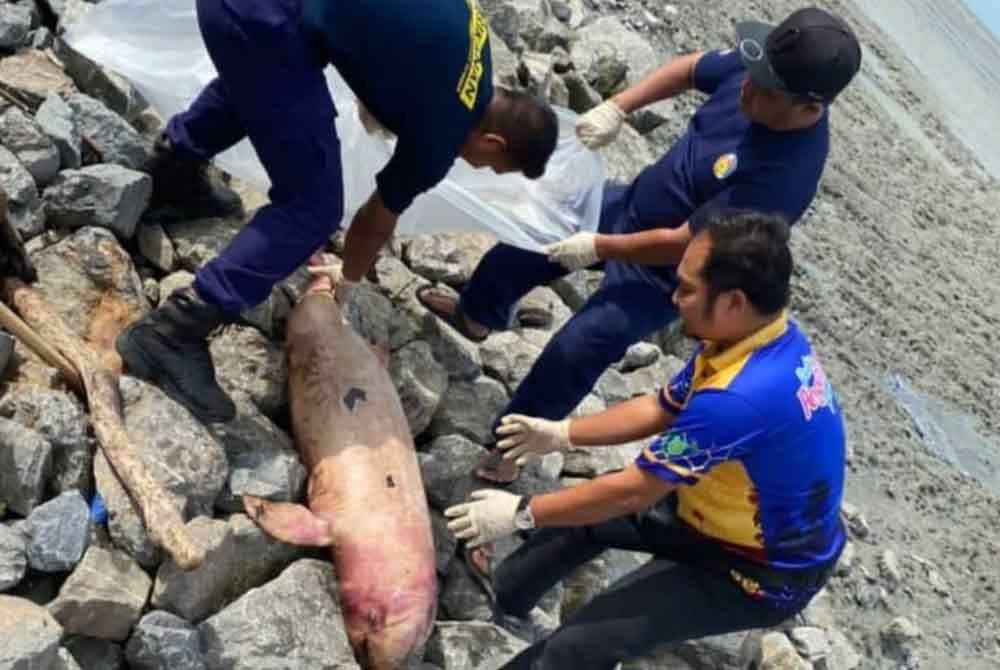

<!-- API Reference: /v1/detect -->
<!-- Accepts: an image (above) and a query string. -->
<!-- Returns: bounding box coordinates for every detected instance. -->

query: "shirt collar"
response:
[701,312,789,374]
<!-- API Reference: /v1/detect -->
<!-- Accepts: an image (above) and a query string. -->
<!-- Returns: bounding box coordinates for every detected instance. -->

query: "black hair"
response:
[697,208,793,315]
[488,88,558,179]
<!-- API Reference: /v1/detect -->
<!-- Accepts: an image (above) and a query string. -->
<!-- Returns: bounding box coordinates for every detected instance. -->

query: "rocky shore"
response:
[0,0,998,669]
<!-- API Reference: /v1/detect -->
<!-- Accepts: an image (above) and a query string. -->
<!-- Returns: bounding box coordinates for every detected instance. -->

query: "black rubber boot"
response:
[116,287,237,424]
[145,134,244,219]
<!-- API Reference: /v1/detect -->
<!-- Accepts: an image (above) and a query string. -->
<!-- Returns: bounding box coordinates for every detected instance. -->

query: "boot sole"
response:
[116,324,235,424]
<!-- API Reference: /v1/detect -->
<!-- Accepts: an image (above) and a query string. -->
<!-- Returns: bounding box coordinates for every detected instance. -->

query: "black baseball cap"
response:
[736,7,861,104]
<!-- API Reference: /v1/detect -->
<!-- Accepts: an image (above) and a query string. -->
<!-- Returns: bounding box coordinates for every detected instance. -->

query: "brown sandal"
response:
[416,286,490,343]
[463,544,496,603]
[473,449,521,485]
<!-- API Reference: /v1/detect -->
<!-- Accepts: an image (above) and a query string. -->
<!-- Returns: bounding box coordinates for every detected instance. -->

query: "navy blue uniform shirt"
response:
[301,0,494,215]
[617,48,829,239]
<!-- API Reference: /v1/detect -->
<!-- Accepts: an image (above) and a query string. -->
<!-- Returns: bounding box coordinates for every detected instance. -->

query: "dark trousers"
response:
[494,506,833,670]
[459,184,678,434]
[166,0,344,314]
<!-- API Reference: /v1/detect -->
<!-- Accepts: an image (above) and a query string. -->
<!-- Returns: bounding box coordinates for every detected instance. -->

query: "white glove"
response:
[444,489,521,548]
[543,232,599,271]
[357,103,393,141]
[306,254,358,309]
[575,100,626,150]
[496,414,572,466]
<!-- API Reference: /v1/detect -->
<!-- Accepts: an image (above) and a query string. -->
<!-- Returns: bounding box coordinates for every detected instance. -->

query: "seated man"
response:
[445,209,846,670]
[420,6,861,483]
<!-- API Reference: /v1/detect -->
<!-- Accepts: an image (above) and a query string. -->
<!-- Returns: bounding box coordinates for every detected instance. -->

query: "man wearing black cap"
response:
[419,6,862,484]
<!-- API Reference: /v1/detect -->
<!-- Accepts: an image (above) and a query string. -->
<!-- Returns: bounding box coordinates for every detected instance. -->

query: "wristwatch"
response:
[514,495,536,531]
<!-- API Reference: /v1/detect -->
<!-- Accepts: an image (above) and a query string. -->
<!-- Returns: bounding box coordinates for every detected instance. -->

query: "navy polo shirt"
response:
[302,0,494,215]
[613,48,829,241]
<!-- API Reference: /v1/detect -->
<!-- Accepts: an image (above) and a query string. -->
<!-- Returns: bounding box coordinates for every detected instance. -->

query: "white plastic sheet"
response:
[63,0,606,251]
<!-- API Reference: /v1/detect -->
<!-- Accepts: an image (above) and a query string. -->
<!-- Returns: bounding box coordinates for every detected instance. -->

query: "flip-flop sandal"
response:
[463,544,497,604]
[416,285,490,343]
[473,449,521,485]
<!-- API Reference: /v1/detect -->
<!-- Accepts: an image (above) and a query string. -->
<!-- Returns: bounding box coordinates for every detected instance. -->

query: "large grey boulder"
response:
[66,93,150,169]
[490,26,518,87]
[0,522,28,591]
[136,221,176,272]
[0,417,53,516]
[158,270,195,307]
[210,325,288,417]
[427,375,509,445]
[0,2,33,51]
[425,621,529,670]
[0,106,61,185]
[28,227,149,350]
[62,636,125,670]
[479,329,550,390]
[54,38,145,123]
[561,394,646,476]
[0,144,45,239]
[166,216,245,271]
[197,559,360,669]
[0,595,65,669]
[211,399,305,513]
[126,611,207,670]
[26,490,90,572]
[389,339,449,437]
[152,515,300,623]
[551,269,604,311]
[49,544,152,641]
[561,546,648,619]
[36,91,83,170]
[570,17,672,124]
[439,558,493,621]
[744,632,811,670]
[43,164,153,238]
[515,285,572,332]
[430,511,457,577]
[404,233,494,286]
[419,434,562,512]
[0,49,77,108]
[55,647,85,670]
[0,384,91,494]
[600,123,659,182]
[95,377,227,567]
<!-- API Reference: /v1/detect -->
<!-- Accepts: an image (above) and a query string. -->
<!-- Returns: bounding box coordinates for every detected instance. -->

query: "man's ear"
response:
[722,289,748,316]
[478,131,507,153]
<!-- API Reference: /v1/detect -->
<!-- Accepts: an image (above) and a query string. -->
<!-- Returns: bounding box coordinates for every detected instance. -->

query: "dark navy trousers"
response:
[166,0,344,314]
[459,183,680,434]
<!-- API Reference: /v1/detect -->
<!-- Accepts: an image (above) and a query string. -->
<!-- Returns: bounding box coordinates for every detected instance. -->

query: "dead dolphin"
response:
[245,286,436,669]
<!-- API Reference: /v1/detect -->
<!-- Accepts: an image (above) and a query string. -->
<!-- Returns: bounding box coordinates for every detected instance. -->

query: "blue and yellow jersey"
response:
[636,314,846,575]
[302,0,493,214]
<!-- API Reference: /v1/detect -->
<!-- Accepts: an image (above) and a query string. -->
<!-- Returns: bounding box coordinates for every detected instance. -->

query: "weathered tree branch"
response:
[1,278,205,570]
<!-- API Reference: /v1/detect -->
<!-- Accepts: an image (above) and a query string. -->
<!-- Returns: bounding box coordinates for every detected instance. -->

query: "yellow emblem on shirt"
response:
[713,153,739,180]
[457,0,489,110]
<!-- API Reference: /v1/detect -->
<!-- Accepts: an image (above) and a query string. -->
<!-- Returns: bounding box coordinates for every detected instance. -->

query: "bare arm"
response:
[530,465,675,527]
[612,52,704,114]
[569,393,676,447]
[340,192,398,282]
[595,223,692,267]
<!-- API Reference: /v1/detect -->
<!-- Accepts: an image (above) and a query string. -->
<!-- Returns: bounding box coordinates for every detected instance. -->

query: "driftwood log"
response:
[1,278,205,570]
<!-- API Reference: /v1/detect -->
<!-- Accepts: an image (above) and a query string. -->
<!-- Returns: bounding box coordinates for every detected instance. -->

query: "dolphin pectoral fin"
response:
[242,495,334,547]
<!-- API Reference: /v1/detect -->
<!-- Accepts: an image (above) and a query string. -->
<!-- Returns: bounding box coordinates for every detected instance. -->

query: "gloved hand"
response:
[357,103,393,141]
[575,99,626,150]
[496,414,572,466]
[543,232,599,271]
[306,254,359,309]
[445,489,521,548]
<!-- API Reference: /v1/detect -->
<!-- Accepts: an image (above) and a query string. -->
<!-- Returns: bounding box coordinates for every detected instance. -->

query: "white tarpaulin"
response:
[63,0,606,251]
